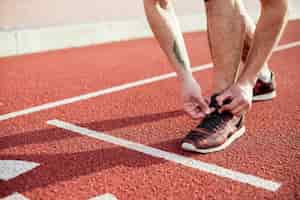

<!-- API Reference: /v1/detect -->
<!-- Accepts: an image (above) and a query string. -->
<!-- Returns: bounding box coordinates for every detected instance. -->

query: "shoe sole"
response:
[181,126,246,154]
[253,91,276,102]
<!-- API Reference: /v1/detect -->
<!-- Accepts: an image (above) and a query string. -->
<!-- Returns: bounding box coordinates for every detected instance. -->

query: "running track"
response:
[0,20,299,200]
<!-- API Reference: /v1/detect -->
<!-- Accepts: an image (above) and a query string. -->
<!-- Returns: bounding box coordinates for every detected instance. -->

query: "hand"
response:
[181,77,211,119]
[216,82,253,116]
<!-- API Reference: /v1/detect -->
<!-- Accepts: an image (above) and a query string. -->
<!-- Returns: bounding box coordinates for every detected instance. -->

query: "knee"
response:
[143,0,170,9]
[260,0,288,18]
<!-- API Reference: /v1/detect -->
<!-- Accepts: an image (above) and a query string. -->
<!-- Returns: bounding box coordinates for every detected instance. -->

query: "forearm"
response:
[238,0,288,85]
[144,0,193,82]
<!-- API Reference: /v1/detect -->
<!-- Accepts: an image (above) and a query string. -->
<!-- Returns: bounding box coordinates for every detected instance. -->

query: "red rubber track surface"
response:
[0,20,300,200]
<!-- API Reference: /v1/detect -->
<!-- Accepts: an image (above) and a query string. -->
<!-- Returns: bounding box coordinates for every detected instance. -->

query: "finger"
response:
[231,104,248,116]
[187,109,206,119]
[203,97,216,113]
[204,96,210,105]
[193,112,206,119]
[183,105,194,115]
[219,98,241,113]
[233,101,251,115]
[197,98,211,114]
[183,104,205,119]
[216,92,232,106]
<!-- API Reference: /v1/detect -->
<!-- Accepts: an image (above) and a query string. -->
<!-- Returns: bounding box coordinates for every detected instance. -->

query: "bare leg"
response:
[238,0,288,85]
[241,3,271,82]
[218,0,288,115]
[181,0,288,153]
[205,0,247,93]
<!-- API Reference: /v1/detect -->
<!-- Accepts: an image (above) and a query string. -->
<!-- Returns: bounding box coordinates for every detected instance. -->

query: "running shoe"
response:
[253,71,276,101]
[181,94,245,153]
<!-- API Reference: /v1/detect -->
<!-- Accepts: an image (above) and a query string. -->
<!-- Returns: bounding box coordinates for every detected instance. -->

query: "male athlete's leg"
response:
[182,0,248,153]
[241,3,277,101]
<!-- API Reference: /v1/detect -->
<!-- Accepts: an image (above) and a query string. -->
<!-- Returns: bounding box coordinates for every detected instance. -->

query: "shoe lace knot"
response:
[197,94,232,131]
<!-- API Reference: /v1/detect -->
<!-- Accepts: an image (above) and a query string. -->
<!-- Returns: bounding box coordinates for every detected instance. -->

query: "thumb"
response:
[196,97,210,114]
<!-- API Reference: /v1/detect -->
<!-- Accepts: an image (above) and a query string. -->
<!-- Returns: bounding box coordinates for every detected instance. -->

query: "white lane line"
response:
[0,63,211,122]
[47,119,282,192]
[1,40,300,122]
[274,41,300,51]
[0,160,40,181]
[89,193,118,200]
[1,193,29,200]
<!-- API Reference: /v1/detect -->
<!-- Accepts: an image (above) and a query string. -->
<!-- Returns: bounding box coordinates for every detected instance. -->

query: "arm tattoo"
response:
[173,40,187,69]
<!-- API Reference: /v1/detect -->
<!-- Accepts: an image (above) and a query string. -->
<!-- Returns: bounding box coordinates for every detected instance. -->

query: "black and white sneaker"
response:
[181,94,245,154]
[253,71,276,101]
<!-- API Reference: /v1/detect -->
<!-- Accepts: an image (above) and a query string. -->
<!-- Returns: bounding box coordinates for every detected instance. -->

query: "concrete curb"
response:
[0,10,299,58]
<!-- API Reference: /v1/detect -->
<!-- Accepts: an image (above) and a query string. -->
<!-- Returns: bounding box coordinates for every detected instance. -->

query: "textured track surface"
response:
[0,20,300,200]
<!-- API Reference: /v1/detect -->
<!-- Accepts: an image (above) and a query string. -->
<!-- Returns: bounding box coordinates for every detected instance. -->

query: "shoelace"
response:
[199,111,225,131]
[196,94,233,132]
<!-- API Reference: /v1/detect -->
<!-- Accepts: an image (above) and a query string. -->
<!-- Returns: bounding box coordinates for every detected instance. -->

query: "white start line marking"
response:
[0,160,40,181]
[0,40,300,122]
[1,193,118,200]
[88,193,118,200]
[47,119,282,192]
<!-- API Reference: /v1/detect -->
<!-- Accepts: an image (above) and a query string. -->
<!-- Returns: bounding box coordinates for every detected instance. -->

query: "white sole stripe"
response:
[1,40,300,122]
[252,91,277,101]
[47,119,282,192]
[181,126,246,154]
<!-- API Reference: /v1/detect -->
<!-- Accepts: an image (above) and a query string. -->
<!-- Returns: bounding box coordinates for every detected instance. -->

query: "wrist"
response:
[237,73,257,88]
[237,78,256,90]
[178,71,194,83]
